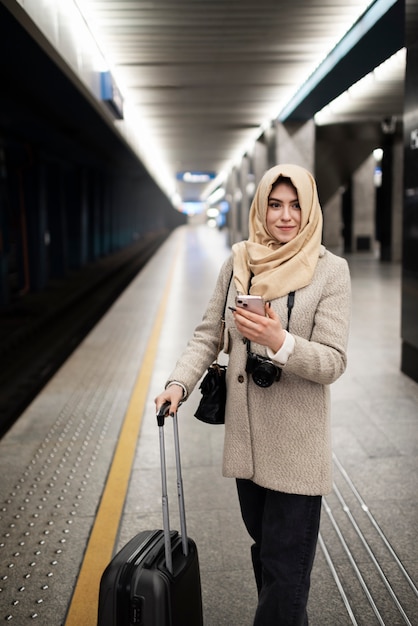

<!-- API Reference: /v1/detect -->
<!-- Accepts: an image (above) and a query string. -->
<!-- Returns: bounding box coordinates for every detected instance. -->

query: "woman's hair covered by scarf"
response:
[232,163,323,300]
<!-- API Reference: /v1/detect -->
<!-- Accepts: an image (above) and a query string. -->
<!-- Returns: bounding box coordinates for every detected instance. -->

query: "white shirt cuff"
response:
[166,381,187,399]
[266,331,295,366]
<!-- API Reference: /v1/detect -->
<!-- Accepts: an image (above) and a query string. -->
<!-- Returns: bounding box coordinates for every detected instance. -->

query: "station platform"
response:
[0,225,417,625]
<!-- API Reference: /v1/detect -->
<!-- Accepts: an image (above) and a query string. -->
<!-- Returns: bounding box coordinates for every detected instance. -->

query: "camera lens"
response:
[252,361,277,387]
[246,351,282,387]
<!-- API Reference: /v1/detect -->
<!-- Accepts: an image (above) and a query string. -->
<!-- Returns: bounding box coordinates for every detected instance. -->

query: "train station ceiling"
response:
[60,1,408,202]
[0,0,404,201]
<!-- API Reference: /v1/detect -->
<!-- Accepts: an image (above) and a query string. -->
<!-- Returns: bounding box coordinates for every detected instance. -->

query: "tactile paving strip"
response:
[0,320,149,623]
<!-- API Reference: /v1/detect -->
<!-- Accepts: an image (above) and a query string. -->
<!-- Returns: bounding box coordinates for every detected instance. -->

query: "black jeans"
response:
[236,479,322,626]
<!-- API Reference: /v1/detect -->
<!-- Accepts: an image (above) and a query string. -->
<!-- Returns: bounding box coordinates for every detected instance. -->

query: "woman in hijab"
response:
[155,164,351,625]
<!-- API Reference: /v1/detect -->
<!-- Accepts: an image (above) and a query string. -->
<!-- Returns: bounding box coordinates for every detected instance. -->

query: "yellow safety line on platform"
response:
[64,248,179,626]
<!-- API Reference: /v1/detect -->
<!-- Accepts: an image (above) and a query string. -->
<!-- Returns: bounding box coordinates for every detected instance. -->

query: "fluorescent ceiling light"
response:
[278,0,396,121]
[315,48,406,125]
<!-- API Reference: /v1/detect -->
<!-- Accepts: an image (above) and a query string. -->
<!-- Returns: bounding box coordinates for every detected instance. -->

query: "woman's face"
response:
[266,181,301,244]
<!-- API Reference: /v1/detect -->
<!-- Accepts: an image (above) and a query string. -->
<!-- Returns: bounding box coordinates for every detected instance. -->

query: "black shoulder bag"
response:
[194,272,233,425]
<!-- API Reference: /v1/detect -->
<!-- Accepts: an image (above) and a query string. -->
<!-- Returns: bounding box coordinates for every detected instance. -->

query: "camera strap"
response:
[246,290,295,355]
[286,291,295,331]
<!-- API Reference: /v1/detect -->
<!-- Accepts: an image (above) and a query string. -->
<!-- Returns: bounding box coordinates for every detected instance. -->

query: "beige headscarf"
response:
[232,163,323,300]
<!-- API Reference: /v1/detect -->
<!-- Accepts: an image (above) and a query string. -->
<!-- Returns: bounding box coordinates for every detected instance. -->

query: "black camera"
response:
[245,352,282,388]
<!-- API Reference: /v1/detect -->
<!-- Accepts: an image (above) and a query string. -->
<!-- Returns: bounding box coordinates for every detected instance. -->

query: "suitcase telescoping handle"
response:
[156,402,189,575]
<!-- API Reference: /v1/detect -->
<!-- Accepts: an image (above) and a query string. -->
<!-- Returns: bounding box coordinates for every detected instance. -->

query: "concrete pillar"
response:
[401,0,418,382]
[391,137,404,263]
[265,122,277,168]
[225,168,240,245]
[352,155,376,254]
[322,189,344,253]
[252,140,268,186]
[275,119,315,172]
[376,132,395,261]
[239,156,251,241]
[372,132,403,262]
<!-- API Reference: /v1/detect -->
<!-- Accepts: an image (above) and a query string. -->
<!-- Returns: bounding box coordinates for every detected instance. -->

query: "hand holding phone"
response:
[235,295,266,316]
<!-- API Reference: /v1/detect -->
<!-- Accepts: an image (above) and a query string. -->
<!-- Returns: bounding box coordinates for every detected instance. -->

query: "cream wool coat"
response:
[167,246,351,496]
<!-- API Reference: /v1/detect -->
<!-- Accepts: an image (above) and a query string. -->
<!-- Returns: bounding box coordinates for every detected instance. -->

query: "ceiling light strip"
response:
[278,0,398,122]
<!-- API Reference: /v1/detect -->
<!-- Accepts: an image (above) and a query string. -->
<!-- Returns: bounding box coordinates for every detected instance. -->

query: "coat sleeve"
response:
[165,256,234,398]
[284,255,351,385]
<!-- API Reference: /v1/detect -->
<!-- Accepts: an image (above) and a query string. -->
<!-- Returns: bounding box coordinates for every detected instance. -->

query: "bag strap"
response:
[222,270,234,322]
[286,291,295,330]
[215,270,233,360]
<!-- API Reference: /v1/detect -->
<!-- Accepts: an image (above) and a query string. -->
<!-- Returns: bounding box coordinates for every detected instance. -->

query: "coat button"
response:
[238,375,244,383]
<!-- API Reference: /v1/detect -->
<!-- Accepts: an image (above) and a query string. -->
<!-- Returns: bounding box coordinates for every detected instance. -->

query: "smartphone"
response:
[235,294,265,316]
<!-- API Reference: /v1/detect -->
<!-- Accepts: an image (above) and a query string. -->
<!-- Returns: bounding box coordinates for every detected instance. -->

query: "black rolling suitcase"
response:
[97,403,203,626]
